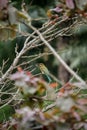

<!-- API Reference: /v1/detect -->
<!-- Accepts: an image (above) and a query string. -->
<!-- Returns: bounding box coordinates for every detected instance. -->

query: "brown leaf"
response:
[0,25,17,41]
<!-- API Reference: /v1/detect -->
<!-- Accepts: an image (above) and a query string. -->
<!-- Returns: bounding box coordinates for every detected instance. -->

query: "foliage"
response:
[0,0,87,130]
[0,68,87,130]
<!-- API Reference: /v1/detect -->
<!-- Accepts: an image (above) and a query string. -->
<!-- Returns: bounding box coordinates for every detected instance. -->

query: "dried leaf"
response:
[0,25,17,41]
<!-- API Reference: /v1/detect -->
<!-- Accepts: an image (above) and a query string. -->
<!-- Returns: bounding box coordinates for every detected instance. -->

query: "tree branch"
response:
[28,24,87,88]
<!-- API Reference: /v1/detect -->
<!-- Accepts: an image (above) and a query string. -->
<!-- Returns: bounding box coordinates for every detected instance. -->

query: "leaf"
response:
[0,0,8,10]
[50,82,58,88]
[72,111,81,121]
[7,4,18,25]
[75,0,87,10]
[65,0,75,9]
[46,85,57,100]
[56,96,75,112]
[0,25,17,41]
[77,99,87,105]
[0,105,15,122]
[50,6,63,13]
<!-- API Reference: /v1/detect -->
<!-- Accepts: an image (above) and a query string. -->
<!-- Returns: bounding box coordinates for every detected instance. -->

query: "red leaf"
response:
[50,82,58,88]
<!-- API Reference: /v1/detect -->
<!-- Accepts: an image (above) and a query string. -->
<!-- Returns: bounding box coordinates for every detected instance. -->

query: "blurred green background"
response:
[0,0,87,82]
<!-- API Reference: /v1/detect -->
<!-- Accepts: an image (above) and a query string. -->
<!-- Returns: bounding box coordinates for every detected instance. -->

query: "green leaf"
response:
[0,105,15,122]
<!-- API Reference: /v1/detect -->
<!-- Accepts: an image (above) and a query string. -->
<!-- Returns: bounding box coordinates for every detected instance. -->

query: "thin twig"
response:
[28,24,87,88]
[0,88,20,109]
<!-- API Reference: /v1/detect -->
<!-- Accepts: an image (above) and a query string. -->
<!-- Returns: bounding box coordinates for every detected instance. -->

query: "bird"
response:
[38,63,63,86]
[38,63,52,83]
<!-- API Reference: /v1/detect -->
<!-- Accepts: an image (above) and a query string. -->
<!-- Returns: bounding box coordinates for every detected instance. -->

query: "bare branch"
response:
[0,16,86,90]
[28,24,87,88]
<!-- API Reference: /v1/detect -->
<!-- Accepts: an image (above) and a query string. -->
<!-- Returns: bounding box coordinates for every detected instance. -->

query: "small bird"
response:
[38,63,52,83]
